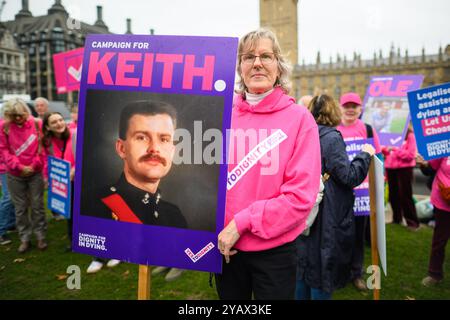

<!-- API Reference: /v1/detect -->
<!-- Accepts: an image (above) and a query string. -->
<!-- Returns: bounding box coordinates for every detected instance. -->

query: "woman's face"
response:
[240,38,279,94]
[9,109,29,126]
[47,114,66,135]
[340,103,362,125]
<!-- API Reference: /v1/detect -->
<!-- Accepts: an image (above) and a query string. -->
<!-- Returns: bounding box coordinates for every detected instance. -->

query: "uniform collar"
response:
[115,173,161,206]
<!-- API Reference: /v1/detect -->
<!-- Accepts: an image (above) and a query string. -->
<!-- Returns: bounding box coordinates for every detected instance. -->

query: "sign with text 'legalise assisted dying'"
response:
[48,156,71,218]
[408,82,450,160]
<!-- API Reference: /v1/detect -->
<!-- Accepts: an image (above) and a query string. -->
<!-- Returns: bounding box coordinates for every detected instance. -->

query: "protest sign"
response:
[374,156,386,276]
[53,47,84,94]
[48,156,71,218]
[368,156,387,300]
[344,138,374,216]
[407,82,450,160]
[361,75,423,147]
[72,34,237,273]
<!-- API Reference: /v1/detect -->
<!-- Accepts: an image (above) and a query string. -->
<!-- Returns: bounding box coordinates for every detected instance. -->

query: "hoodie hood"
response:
[234,87,295,114]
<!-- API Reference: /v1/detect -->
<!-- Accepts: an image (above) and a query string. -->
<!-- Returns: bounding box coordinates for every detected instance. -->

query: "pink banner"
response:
[421,114,450,136]
[53,47,84,94]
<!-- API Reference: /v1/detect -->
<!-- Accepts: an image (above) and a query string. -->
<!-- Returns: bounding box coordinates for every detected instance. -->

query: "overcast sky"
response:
[2,0,449,64]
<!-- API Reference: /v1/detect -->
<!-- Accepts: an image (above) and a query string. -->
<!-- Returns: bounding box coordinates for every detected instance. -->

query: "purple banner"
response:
[72,34,238,273]
[361,75,423,147]
[344,138,374,216]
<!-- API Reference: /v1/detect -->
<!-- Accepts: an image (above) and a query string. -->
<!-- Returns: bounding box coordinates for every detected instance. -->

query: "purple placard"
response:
[72,34,238,273]
[344,138,374,216]
[361,75,423,147]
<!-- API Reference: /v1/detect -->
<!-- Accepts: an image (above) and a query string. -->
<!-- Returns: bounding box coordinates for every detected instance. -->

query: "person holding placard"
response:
[296,94,375,300]
[42,111,77,250]
[216,29,321,300]
[337,92,381,291]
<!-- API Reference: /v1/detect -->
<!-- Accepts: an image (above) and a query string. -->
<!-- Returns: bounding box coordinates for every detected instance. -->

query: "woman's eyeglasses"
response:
[10,113,27,118]
[240,52,276,65]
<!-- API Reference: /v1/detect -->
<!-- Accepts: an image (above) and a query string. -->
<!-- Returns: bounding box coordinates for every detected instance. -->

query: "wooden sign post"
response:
[138,265,151,300]
[368,158,380,300]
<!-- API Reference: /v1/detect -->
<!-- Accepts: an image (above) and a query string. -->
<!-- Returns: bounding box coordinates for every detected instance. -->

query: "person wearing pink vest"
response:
[336,92,381,291]
[42,112,76,250]
[215,29,321,300]
[418,156,450,286]
[0,98,47,253]
[382,125,420,230]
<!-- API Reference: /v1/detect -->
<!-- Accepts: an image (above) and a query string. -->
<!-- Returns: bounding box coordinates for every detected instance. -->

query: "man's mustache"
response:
[139,154,167,166]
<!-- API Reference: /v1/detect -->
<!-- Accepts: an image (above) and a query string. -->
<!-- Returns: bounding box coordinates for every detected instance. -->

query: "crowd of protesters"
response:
[0,28,448,299]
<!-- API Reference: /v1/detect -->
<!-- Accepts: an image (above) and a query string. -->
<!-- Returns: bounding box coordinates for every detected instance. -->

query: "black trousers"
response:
[386,167,419,228]
[351,215,367,279]
[214,241,297,300]
[428,207,450,280]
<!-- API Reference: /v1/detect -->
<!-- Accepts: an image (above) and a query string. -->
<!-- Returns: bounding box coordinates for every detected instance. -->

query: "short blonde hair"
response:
[236,28,292,94]
[308,94,342,127]
[2,98,31,121]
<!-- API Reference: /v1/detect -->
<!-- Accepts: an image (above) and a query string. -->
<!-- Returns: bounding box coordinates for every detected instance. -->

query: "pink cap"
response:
[340,92,362,106]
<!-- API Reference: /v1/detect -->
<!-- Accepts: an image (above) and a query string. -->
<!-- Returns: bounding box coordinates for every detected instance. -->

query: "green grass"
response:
[1,213,449,300]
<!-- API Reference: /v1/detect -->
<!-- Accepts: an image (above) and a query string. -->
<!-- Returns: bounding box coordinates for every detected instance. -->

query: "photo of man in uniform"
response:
[92,100,187,229]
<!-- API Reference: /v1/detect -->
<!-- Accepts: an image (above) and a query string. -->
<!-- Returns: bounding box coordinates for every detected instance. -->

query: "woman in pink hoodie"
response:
[382,124,420,229]
[42,112,76,249]
[0,98,47,253]
[418,155,450,286]
[215,29,321,300]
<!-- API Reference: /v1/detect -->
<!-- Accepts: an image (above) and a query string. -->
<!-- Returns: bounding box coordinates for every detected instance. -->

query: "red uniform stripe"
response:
[101,194,143,224]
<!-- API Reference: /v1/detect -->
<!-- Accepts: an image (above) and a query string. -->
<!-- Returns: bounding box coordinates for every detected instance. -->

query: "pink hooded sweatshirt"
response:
[383,131,417,169]
[226,87,321,251]
[0,119,6,174]
[429,156,450,212]
[0,116,45,177]
[43,129,77,179]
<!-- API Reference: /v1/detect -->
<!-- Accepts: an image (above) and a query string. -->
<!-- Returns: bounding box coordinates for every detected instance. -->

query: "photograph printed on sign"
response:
[361,96,409,134]
[360,75,424,147]
[79,90,223,232]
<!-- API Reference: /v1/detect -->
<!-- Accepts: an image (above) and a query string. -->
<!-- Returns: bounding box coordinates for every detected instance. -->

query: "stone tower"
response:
[260,0,298,65]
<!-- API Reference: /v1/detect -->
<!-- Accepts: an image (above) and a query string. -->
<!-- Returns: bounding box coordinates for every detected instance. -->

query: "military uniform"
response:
[94,174,187,229]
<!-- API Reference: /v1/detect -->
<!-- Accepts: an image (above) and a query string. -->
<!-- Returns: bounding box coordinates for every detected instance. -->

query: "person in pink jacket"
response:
[382,124,420,229]
[215,29,321,300]
[0,98,47,253]
[42,112,76,250]
[0,120,16,245]
[418,155,450,286]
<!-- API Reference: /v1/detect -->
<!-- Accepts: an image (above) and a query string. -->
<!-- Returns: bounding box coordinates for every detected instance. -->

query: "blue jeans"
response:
[295,279,332,300]
[0,173,16,236]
